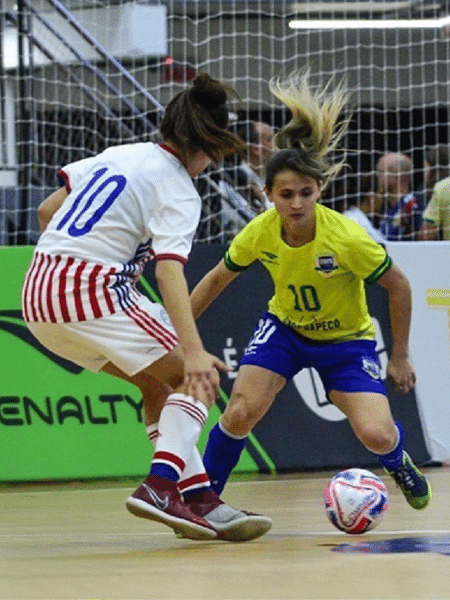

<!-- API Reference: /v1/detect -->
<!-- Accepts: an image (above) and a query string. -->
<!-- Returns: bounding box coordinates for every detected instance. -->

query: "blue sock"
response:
[377,421,405,471]
[149,464,179,482]
[203,420,247,495]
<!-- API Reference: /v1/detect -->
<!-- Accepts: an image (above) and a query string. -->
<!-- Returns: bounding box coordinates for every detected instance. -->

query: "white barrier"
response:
[387,241,450,462]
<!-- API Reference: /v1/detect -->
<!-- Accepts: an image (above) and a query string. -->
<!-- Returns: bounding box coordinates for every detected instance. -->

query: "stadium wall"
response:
[0,242,449,482]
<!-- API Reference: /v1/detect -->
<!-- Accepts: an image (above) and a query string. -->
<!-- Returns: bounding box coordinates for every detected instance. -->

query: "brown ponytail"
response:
[160,74,246,165]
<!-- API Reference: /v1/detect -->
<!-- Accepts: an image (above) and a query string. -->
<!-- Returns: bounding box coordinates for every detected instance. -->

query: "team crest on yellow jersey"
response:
[314,254,339,275]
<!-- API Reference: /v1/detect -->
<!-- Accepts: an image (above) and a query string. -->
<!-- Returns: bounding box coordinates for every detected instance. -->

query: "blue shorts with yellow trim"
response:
[240,312,387,396]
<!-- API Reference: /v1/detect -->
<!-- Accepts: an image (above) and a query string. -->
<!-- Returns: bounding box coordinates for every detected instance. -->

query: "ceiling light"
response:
[289,15,450,29]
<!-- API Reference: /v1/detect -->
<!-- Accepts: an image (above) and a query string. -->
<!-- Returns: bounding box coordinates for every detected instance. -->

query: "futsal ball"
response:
[323,468,389,534]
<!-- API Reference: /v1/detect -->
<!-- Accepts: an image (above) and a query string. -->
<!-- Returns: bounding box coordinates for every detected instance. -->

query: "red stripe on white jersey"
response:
[44,254,61,322]
[102,269,116,314]
[36,254,52,321]
[73,260,88,321]
[22,252,124,323]
[88,264,103,318]
[30,252,46,322]
[58,256,75,322]
[49,255,75,322]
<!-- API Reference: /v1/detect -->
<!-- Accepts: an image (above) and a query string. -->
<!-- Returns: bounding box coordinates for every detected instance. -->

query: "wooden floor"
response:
[2,465,450,600]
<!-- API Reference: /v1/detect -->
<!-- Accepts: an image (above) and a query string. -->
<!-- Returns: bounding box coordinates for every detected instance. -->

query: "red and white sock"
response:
[147,426,211,498]
[149,393,208,482]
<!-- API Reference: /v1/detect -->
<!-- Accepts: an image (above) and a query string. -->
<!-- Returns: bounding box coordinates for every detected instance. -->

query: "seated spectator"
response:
[377,152,426,241]
[223,119,276,211]
[418,175,450,240]
[219,119,276,237]
[422,145,450,204]
[194,168,229,243]
[343,173,386,244]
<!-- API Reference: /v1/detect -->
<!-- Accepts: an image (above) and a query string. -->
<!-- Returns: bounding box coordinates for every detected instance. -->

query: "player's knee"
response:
[222,394,257,435]
[358,424,397,454]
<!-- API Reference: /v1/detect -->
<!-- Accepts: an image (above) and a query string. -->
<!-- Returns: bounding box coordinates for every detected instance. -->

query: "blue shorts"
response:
[240,313,387,396]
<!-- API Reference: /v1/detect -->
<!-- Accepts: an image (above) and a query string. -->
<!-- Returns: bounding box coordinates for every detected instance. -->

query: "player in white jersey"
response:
[191,70,431,512]
[22,73,272,542]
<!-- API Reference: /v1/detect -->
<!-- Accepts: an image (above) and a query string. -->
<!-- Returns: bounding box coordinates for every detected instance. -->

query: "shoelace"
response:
[393,466,416,490]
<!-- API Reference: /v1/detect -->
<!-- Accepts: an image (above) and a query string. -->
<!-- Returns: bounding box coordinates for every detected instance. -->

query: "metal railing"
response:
[6,0,253,244]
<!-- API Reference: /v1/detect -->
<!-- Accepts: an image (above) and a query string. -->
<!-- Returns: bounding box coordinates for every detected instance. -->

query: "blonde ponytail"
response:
[269,69,351,183]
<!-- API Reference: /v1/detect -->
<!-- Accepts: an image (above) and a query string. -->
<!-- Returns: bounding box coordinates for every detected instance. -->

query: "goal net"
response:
[1,0,449,244]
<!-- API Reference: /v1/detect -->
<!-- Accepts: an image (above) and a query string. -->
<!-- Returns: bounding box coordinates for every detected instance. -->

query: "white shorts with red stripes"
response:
[26,295,178,376]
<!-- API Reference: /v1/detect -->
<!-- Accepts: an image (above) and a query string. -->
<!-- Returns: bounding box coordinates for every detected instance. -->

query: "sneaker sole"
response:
[408,482,432,510]
[176,515,273,542]
[125,496,217,541]
[213,515,273,542]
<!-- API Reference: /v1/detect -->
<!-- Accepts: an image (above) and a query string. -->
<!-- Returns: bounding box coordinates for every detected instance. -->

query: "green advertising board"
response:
[0,246,259,482]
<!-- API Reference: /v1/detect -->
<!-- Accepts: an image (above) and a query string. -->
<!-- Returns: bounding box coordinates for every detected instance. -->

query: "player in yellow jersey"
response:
[191,69,431,511]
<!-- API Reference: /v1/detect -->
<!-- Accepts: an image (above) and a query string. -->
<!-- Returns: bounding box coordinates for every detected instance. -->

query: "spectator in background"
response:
[417,145,450,241]
[343,172,386,244]
[418,175,450,240]
[218,119,276,238]
[235,120,276,187]
[422,145,450,204]
[377,152,426,241]
[224,120,276,210]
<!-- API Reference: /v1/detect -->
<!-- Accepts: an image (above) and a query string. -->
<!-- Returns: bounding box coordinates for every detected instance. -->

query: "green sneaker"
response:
[385,451,431,510]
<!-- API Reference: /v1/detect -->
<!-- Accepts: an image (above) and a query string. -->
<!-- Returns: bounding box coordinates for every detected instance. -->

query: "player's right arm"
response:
[190,259,240,319]
[191,212,262,318]
[37,187,68,231]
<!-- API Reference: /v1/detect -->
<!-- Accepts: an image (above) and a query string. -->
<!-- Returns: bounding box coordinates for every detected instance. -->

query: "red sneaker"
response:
[126,476,217,540]
[184,490,272,542]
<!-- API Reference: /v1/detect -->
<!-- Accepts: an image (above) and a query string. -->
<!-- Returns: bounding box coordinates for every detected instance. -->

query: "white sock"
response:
[147,420,211,496]
[152,393,208,478]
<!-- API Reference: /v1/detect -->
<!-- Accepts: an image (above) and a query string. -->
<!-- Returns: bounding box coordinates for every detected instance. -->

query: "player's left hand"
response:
[183,350,232,405]
[386,356,416,394]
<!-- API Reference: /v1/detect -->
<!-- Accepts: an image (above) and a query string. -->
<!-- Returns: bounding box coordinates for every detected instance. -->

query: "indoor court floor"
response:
[2,465,450,600]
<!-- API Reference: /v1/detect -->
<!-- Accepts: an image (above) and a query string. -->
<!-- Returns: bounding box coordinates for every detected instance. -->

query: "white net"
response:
[1,0,449,244]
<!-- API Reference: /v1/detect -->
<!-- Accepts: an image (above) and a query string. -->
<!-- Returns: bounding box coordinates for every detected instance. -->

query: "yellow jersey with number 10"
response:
[224,204,392,343]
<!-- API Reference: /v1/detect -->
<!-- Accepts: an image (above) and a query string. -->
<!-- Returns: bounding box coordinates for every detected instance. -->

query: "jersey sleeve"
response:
[341,227,392,284]
[422,189,440,224]
[224,218,261,271]
[137,167,202,264]
[149,198,200,264]
[57,155,98,193]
